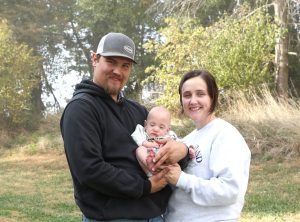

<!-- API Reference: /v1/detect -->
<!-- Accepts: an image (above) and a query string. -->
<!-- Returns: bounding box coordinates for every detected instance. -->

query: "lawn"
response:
[0,152,80,222]
[0,151,299,221]
[240,158,300,222]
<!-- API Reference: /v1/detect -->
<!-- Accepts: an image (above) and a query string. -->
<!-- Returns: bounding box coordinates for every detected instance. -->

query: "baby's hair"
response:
[148,106,171,120]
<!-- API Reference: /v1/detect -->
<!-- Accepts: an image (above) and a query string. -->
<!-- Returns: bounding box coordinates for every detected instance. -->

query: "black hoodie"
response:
[60,80,172,220]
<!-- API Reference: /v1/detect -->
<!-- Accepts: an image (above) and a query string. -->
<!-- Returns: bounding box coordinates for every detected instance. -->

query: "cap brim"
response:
[99,52,137,64]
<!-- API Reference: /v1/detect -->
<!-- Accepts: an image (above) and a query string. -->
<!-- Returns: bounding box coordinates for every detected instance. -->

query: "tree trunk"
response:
[274,0,289,97]
[31,79,45,128]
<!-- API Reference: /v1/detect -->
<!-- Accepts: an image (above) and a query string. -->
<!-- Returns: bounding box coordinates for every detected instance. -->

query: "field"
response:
[0,152,78,222]
[0,149,299,222]
[0,87,300,221]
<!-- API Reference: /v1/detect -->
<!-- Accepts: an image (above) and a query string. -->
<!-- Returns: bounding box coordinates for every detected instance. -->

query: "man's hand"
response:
[152,140,187,171]
[149,168,169,193]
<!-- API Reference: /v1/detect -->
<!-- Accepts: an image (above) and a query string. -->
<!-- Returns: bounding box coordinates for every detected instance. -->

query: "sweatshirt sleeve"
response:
[61,99,151,199]
[175,128,251,206]
[131,124,147,146]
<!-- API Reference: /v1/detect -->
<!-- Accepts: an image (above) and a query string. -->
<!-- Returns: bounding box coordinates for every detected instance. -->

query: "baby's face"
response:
[145,114,170,139]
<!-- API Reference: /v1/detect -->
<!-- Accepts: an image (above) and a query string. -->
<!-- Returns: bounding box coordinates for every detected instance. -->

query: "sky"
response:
[42,71,82,111]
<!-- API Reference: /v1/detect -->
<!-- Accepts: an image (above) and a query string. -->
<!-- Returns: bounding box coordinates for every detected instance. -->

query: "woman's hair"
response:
[178,69,219,113]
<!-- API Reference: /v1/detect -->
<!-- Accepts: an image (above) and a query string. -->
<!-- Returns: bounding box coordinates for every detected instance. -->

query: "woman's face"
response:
[181,76,212,127]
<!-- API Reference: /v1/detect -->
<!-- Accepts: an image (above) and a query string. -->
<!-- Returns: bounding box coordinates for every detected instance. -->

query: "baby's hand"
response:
[142,140,159,148]
[146,149,157,174]
[188,147,196,159]
[153,136,171,145]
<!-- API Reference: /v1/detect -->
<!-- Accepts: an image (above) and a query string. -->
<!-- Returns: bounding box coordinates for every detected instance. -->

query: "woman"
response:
[164,70,251,222]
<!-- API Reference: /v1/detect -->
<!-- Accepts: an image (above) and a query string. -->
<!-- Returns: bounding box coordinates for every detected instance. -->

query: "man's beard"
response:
[103,85,121,97]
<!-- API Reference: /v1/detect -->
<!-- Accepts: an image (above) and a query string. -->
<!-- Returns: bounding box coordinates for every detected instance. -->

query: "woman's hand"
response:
[165,163,181,185]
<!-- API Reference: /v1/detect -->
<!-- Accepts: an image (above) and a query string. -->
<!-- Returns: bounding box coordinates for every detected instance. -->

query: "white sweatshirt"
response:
[165,118,251,222]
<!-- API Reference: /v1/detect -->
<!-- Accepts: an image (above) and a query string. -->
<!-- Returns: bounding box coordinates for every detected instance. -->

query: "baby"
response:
[131,106,194,176]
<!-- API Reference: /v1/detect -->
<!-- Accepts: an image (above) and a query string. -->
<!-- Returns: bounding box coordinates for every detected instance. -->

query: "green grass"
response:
[0,152,81,222]
[240,159,300,221]
[0,150,299,221]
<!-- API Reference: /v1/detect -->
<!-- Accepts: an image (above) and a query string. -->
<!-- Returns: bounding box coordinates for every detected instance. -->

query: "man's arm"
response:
[61,100,152,199]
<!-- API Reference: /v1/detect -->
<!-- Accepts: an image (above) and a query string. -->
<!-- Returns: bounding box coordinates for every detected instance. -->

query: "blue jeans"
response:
[82,215,164,222]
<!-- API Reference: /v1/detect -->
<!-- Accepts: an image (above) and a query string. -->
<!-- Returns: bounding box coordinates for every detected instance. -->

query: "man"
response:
[60,32,188,222]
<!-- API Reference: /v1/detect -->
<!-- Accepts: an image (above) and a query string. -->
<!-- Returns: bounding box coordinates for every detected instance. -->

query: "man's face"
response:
[91,53,133,100]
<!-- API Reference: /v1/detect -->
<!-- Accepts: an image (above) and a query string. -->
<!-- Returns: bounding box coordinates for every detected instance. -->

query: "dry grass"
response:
[0,113,64,156]
[239,213,300,222]
[1,87,300,161]
[220,86,300,159]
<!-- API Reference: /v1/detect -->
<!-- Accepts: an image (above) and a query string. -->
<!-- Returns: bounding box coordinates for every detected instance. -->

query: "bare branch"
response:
[147,0,207,18]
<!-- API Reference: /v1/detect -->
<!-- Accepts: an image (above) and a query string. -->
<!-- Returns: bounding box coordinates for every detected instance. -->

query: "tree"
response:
[0,20,40,129]
[150,0,300,98]
[0,0,77,112]
[144,5,277,111]
[274,0,289,97]
[0,0,163,113]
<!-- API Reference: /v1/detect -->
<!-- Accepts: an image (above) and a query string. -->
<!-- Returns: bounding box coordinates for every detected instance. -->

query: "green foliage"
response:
[144,4,278,111]
[205,8,277,89]
[0,20,40,128]
[144,18,204,111]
